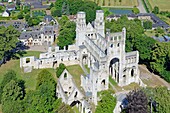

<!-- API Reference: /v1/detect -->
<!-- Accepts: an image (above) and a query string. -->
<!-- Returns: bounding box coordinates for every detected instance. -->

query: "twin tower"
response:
[76,10,105,47]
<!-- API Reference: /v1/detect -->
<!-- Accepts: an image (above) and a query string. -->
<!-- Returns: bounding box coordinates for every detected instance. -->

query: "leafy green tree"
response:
[126,89,148,113]
[17,12,24,19]
[132,7,140,14]
[56,63,66,78]
[25,70,60,113]
[156,27,164,34]
[0,70,17,103]
[143,87,170,113]
[153,6,159,14]
[50,2,54,9]
[143,21,152,29]
[95,90,116,113]
[0,26,20,61]
[25,13,30,21]
[57,16,76,48]
[2,80,24,113]
[27,16,41,26]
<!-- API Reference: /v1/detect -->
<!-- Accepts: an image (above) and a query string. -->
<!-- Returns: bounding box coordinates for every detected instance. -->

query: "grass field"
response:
[148,0,170,11]
[66,65,85,87]
[0,51,56,91]
[89,0,138,7]
[0,60,56,91]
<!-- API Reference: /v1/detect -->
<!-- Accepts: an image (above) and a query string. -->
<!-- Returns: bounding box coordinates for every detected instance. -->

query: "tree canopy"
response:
[52,0,101,23]
[95,90,116,113]
[125,89,148,113]
[143,87,170,113]
[57,16,76,48]
[0,26,20,62]
[56,63,66,78]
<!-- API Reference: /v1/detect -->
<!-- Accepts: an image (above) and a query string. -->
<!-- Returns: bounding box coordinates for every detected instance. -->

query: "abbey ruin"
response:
[20,10,140,113]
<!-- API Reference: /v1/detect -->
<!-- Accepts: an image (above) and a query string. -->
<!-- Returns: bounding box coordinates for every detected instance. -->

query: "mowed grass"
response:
[0,51,56,91]
[0,60,56,91]
[148,0,170,11]
[66,65,85,87]
[89,0,138,7]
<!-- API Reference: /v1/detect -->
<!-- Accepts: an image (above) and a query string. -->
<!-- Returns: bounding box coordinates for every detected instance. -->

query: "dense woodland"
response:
[50,0,101,23]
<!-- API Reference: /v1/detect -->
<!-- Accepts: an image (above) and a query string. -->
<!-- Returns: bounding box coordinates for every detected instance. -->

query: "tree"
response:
[56,63,66,78]
[17,12,24,19]
[2,80,24,113]
[143,20,152,29]
[25,13,30,21]
[16,0,21,6]
[95,90,116,113]
[57,16,76,48]
[126,89,148,113]
[133,7,140,14]
[0,70,17,103]
[0,26,20,62]
[25,70,61,113]
[153,6,159,14]
[143,87,170,113]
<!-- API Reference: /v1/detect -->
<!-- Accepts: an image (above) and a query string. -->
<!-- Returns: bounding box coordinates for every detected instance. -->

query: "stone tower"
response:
[94,10,105,37]
[76,12,86,47]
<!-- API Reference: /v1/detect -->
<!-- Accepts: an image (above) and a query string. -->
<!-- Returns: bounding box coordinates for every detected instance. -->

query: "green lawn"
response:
[66,65,85,87]
[72,106,80,113]
[148,0,170,11]
[0,50,55,91]
[84,65,90,73]
[109,76,117,86]
[144,30,156,37]
[19,51,41,58]
[0,60,56,91]
[89,0,138,7]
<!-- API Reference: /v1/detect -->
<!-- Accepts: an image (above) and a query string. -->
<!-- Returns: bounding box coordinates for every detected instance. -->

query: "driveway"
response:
[137,0,147,13]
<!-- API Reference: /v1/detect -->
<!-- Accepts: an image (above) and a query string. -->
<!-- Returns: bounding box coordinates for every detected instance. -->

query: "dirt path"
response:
[137,0,147,13]
[139,65,170,89]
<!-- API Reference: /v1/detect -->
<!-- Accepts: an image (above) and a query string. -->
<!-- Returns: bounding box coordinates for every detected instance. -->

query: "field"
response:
[148,0,170,11]
[66,65,85,87]
[89,0,138,7]
[0,51,56,91]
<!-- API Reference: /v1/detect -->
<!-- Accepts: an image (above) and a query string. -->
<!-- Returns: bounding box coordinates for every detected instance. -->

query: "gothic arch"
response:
[70,100,81,107]
[109,58,119,82]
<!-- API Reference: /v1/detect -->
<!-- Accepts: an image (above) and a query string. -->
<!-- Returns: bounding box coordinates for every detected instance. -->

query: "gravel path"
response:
[137,0,147,13]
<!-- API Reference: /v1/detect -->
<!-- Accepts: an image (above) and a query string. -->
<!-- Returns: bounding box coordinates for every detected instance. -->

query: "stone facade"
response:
[19,25,57,46]
[56,69,91,113]
[20,10,140,108]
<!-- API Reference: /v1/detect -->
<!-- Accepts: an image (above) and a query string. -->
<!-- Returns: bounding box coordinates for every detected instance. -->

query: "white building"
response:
[20,10,140,108]
[2,10,10,17]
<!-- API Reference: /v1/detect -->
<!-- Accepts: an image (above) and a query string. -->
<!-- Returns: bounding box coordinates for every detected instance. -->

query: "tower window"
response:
[117,43,120,47]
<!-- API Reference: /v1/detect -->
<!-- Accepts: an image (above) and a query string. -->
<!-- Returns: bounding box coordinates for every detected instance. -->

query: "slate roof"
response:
[19,31,41,40]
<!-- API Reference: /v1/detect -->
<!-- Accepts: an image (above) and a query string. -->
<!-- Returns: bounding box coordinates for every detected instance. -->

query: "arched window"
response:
[64,73,67,79]
[74,92,78,98]
[131,69,134,77]
[117,43,120,47]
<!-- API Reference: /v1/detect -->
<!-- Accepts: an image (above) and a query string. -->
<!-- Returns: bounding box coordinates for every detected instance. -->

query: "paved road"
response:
[137,0,147,13]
